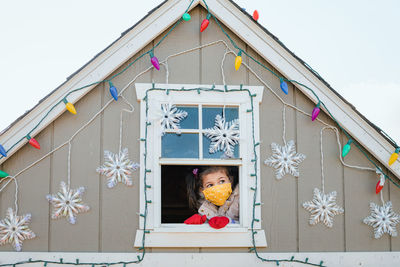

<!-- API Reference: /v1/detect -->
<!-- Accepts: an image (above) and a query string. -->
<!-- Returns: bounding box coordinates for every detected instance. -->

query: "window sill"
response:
[134,229,267,248]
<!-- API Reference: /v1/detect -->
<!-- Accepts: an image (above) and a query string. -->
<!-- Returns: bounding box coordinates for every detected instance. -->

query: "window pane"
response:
[203,135,240,159]
[202,107,239,159]
[176,106,198,129]
[202,107,238,129]
[162,133,199,158]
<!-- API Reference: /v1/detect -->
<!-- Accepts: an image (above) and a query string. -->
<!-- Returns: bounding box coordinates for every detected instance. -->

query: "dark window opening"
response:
[161,165,239,223]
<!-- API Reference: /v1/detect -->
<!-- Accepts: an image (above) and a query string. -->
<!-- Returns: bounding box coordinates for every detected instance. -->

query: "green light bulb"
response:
[342,140,352,158]
[182,13,191,21]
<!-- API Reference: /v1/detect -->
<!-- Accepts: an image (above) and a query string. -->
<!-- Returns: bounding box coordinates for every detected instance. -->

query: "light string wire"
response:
[282,104,287,146]
[119,95,135,153]
[0,0,394,265]
[67,141,72,189]
[319,126,378,193]
[0,176,19,213]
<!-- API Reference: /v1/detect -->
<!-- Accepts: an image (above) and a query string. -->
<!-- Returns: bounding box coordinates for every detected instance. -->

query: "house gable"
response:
[0,0,399,256]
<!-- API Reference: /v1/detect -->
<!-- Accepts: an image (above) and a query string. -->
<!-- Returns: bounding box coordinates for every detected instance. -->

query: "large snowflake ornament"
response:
[97,148,139,188]
[203,114,240,158]
[159,103,188,135]
[46,181,90,224]
[303,188,344,228]
[0,207,36,251]
[363,201,400,239]
[264,140,306,179]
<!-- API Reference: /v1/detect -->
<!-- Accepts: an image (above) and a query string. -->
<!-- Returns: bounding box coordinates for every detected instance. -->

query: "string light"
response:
[253,10,259,21]
[0,144,7,157]
[389,148,400,166]
[62,99,77,115]
[376,176,385,194]
[26,135,40,150]
[149,51,160,71]
[311,102,321,121]
[235,50,242,70]
[200,13,211,32]
[342,139,352,158]
[279,78,288,95]
[108,81,118,101]
[0,170,9,178]
[182,13,191,21]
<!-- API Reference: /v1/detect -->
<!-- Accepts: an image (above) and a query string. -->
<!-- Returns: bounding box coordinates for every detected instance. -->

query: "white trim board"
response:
[2,252,400,267]
[134,230,267,247]
[0,0,398,180]
[134,83,264,247]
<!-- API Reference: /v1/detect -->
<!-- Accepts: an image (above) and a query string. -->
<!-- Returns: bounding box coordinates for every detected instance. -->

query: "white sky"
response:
[1,0,399,145]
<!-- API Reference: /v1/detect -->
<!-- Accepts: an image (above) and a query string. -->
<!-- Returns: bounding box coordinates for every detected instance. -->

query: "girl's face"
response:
[202,170,230,189]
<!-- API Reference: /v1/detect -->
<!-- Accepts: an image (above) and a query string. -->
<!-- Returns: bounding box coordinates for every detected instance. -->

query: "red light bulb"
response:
[27,135,40,150]
[376,176,385,194]
[253,10,259,21]
[200,14,211,32]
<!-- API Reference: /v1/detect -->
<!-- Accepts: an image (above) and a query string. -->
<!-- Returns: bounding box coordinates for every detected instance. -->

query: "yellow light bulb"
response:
[389,152,399,166]
[235,55,242,70]
[64,100,77,115]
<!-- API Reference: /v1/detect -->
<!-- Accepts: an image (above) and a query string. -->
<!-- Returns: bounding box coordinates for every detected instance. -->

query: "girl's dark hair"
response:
[185,166,233,210]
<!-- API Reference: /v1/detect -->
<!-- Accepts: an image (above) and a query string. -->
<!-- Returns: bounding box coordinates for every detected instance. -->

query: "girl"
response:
[185,166,239,224]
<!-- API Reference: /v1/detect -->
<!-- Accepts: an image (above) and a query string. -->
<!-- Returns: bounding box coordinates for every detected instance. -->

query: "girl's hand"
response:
[208,216,230,229]
[184,214,207,224]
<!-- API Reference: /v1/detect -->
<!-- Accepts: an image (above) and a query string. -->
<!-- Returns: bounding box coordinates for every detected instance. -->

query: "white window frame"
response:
[134,83,266,247]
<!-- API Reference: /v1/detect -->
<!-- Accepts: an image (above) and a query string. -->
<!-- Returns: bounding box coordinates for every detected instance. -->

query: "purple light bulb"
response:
[150,52,160,70]
[311,102,320,121]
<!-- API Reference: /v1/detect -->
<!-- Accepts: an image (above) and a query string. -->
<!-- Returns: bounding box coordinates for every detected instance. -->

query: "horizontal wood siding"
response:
[0,6,398,253]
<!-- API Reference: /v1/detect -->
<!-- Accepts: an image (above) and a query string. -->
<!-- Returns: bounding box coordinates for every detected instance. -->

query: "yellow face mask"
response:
[202,183,232,206]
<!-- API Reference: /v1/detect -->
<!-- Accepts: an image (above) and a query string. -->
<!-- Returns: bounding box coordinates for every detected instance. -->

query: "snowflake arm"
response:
[302,188,344,228]
[363,201,400,239]
[203,114,240,158]
[264,140,306,179]
[0,208,36,251]
[97,148,139,188]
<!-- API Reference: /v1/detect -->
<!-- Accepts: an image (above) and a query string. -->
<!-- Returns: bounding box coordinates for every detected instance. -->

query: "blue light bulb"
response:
[280,78,288,95]
[109,82,118,101]
[0,144,6,157]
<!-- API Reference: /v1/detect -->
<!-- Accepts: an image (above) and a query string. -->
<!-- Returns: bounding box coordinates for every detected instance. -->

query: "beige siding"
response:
[0,6,399,253]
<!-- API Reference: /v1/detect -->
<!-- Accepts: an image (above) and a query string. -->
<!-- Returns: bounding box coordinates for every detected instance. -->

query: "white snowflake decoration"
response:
[203,114,240,158]
[97,148,139,188]
[264,140,306,179]
[0,208,36,251]
[363,201,400,239]
[46,181,90,224]
[303,188,344,228]
[159,103,188,135]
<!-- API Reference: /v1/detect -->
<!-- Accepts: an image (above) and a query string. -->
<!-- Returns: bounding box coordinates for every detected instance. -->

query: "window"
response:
[134,83,266,247]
